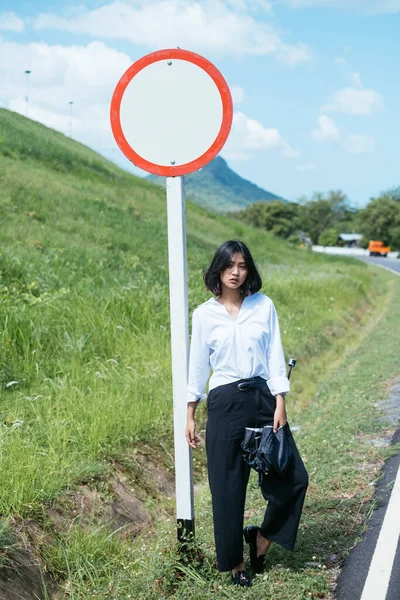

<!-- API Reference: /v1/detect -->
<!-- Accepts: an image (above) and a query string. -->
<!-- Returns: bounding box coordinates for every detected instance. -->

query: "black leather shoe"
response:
[232,570,252,587]
[243,526,266,573]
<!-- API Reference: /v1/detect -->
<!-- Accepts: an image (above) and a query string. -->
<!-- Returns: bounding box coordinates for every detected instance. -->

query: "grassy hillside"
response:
[147,155,284,213]
[0,107,389,597]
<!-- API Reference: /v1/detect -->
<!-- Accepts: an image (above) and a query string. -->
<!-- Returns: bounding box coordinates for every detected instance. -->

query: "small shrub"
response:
[318,229,338,246]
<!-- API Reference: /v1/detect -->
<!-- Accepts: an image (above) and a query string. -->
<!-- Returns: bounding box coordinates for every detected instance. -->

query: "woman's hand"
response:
[273,394,287,433]
[185,417,201,449]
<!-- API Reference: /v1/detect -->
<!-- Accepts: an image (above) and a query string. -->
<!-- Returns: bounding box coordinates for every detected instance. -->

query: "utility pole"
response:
[68,101,74,137]
[25,70,31,117]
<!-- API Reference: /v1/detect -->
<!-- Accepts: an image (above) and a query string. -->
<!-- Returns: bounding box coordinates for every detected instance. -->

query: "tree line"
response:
[235,187,400,250]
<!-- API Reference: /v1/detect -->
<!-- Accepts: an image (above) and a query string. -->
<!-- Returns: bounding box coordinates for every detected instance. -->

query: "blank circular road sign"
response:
[110,49,233,177]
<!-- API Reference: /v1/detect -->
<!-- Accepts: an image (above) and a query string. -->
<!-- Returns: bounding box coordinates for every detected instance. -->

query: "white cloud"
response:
[0,38,132,149]
[344,134,375,154]
[33,1,312,62]
[322,73,384,115]
[282,0,400,14]
[224,0,273,13]
[0,11,25,32]
[311,115,340,142]
[0,38,297,167]
[223,111,299,159]
[297,162,316,171]
[276,42,313,67]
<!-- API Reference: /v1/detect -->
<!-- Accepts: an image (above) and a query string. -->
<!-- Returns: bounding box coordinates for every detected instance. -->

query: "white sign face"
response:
[110,49,233,176]
[121,60,222,167]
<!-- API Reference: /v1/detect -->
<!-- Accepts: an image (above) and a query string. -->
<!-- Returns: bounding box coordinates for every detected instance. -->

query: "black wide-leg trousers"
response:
[205,380,308,572]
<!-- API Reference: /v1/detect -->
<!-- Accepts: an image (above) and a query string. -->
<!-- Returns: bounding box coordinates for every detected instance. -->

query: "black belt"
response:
[232,376,267,420]
[234,376,266,392]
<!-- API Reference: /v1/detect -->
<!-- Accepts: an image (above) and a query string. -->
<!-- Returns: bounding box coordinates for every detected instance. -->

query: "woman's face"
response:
[219,252,248,292]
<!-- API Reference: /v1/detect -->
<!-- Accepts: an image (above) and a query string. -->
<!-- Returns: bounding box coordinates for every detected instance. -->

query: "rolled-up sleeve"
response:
[266,301,290,396]
[187,309,210,403]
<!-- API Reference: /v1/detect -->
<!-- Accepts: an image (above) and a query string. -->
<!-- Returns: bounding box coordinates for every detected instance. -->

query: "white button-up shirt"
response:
[187,292,290,403]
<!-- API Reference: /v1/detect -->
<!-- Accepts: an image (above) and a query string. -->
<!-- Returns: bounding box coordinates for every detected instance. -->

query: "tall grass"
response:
[0,107,375,519]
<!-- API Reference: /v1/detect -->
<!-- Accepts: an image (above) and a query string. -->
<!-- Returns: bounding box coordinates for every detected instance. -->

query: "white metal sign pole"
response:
[166,175,194,541]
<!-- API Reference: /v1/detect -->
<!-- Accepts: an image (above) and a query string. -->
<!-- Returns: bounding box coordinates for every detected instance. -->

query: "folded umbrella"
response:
[241,359,297,480]
[241,425,292,477]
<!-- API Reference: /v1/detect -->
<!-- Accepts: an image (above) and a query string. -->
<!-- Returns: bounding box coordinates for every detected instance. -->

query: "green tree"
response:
[238,190,357,245]
[357,196,400,249]
[381,186,400,202]
[237,201,301,239]
[318,228,339,246]
[297,190,351,244]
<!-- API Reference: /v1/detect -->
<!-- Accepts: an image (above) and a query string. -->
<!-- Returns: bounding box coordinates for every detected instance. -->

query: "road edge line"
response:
[360,465,400,600]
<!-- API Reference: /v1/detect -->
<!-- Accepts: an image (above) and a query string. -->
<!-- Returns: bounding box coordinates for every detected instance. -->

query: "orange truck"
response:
[368,240,391,257]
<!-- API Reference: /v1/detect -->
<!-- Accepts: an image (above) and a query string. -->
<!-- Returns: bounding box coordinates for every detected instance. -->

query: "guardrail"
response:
[312,246,398,259]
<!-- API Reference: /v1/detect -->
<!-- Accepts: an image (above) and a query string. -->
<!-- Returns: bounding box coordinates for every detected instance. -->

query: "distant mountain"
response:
[146,156,284,213]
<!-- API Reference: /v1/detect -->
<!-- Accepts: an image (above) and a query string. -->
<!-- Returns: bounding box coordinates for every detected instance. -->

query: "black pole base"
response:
[177,518,195,544]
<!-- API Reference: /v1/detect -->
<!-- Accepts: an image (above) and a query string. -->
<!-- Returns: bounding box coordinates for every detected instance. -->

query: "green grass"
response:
[0,107,397,598]
[0,519,14,569]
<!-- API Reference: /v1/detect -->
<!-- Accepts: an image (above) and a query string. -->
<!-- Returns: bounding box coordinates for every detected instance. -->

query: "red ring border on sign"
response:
[110,48,233,177]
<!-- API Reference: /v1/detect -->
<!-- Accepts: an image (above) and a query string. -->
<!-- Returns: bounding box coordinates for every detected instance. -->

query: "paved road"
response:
[356,255,400,275]
[335,260,400,600]
[335,429,400,600]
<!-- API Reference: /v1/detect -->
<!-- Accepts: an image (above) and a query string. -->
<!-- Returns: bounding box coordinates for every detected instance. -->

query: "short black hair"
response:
[204,240,262,297]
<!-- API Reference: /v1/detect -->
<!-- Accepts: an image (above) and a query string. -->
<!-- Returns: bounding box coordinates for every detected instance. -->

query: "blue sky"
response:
[0,0,399,208]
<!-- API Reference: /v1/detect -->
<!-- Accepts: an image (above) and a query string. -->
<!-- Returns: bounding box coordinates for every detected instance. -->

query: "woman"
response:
[185,240,308,587]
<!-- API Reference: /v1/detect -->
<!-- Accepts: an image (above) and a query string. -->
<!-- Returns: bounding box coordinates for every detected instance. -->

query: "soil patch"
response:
[0,443,175,599]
